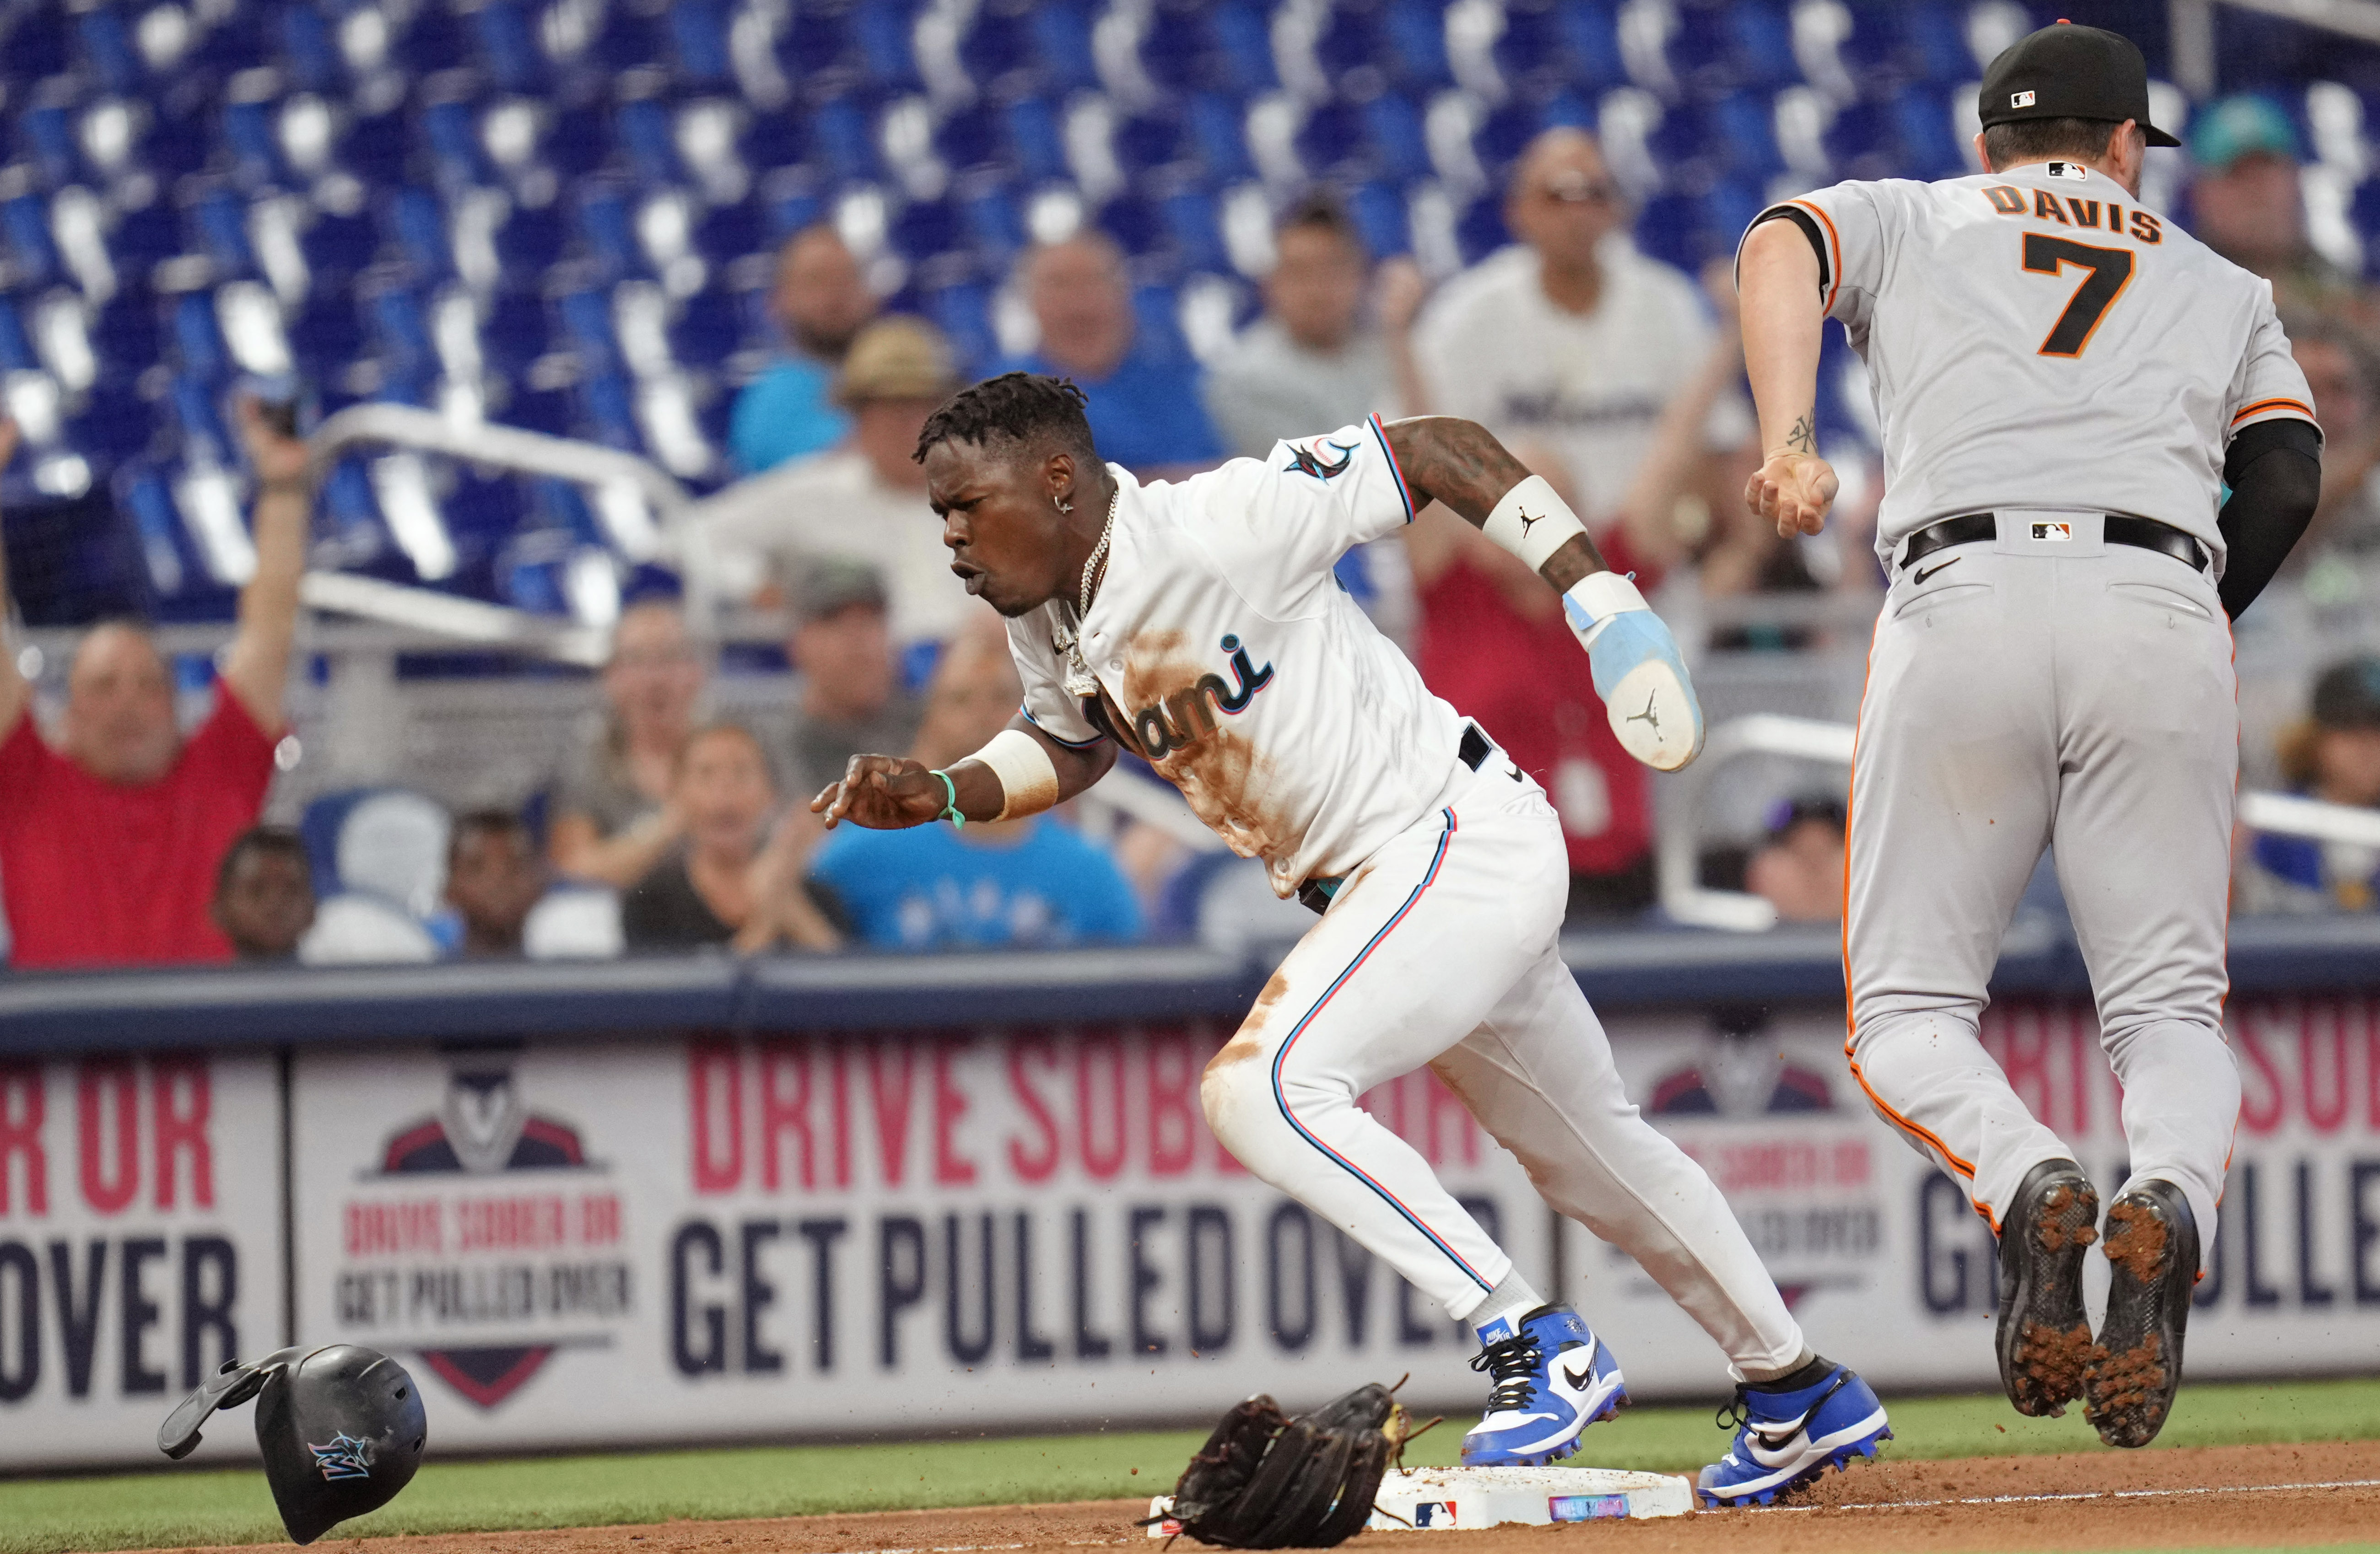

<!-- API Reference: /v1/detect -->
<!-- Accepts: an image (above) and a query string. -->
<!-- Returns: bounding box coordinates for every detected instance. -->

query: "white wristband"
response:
[1482,474,1589,573]
[1563,570,1650,649]
[974,728,1061,821]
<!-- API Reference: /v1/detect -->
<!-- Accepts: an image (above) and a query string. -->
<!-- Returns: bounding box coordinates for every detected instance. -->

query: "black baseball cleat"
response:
[1996,1159,2099,1418]
[2086,1179,2198,1449]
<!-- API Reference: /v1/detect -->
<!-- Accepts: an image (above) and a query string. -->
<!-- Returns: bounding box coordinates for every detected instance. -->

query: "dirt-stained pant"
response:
[1199,752,1807,1378]
[1846,514,2242,1265]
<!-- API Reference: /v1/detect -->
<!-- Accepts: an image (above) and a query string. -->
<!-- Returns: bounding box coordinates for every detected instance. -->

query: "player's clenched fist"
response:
[1746,451,1838,538]
[811,754,946,830]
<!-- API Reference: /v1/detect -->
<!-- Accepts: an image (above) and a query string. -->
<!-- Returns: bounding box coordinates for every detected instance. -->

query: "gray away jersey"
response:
[1749,161,2315,567]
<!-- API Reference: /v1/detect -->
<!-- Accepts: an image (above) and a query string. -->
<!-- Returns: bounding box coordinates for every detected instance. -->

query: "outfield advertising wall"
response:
[0,1054,281,1467]
[5,983,2380,1467]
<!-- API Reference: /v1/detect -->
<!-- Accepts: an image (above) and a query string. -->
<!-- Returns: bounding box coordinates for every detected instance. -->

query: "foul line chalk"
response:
[1756,1477,2380,1514]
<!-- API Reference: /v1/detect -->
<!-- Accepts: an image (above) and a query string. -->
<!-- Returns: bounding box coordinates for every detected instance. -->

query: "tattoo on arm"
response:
[1784,413,1817,457]
[1382,415,1608,589]
[1382,416,1536,525]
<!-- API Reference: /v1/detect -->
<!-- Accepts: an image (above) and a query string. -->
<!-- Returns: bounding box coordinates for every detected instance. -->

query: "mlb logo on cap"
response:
[2012,89,2037,107]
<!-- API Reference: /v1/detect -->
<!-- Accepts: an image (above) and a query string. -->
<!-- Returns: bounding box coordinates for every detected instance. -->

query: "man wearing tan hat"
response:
[690,315,983,658]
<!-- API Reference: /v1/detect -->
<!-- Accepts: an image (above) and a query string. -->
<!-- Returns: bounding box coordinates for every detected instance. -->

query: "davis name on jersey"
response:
[1008,418,1470,898]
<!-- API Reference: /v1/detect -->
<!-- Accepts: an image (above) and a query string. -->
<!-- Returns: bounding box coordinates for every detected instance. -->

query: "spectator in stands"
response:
[728,226,879,475]
[2283,312,2380,556]
[691,316,977,654]
[445,810,547,958]
[622,723,842,952]
[1203,192,1426,455]
[808,625,1143,950]
[2239,657,2380,914]
[1406,274,1745,919]
[780,559,923,802]
[1746,797,1847,925]
[0,405,307,968]
[1003,231,1223,477]
[549,599,706,889]
[1202,193,1427,646]
[2187,95,2374,334]
[1412,127,1753,556]
[210,826,316,963]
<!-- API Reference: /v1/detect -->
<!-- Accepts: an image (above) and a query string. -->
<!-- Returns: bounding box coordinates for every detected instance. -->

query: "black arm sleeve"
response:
[1740,206,1830,299]
[2216,416,2324,620]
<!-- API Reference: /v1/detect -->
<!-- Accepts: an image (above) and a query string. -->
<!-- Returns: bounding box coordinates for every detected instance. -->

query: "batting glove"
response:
[1563,573,1705,772]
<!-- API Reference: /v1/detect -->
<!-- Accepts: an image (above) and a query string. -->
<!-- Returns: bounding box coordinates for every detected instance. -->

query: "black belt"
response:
[1901,512,2207,572]
[1296,724,1494,915]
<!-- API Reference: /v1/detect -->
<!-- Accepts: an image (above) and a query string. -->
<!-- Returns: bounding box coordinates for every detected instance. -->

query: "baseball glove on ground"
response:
[1161,1382,1411,1548]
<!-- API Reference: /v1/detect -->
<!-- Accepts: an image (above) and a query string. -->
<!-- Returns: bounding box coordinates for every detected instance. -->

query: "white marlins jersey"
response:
[1760,161,2315,565]
[1010,416,1468,897]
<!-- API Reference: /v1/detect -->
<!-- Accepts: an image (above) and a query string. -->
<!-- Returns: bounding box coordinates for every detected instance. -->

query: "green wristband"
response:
[931,769,966,829]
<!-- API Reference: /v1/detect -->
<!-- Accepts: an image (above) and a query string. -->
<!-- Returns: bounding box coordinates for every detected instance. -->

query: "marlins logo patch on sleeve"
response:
[1285,438,1358,480]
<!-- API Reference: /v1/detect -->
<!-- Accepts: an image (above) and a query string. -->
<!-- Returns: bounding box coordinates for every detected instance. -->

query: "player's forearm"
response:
[1737,223,1825,459]
[219,478,310,728]
[1382,416,1609,589]
[2216,419,2325,619]
[941,720,1116,823]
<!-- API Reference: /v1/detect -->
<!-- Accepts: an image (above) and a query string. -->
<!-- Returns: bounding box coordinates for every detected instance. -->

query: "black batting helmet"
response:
[160,1344,429,1545]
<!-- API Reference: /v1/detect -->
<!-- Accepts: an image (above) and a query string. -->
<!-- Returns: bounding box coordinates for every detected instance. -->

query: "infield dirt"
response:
[117,1440,2380,1554]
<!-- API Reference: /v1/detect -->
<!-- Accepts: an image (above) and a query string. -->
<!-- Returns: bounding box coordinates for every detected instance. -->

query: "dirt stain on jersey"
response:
[1119,631,1298,871]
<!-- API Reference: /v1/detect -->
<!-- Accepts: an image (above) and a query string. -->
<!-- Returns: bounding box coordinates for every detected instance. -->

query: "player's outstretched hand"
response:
[811,754,949,830]
[1563,574,1705,772]
[1746,451,1838,538]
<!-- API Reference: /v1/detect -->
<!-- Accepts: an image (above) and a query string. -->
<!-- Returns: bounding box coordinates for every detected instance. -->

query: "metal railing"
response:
[1662,715,2380,931]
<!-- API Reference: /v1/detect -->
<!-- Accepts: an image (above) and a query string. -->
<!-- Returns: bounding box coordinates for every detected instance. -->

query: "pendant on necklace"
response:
[1052,616,1100,698]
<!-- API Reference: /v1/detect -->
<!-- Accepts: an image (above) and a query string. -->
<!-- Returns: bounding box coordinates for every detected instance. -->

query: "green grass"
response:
[5,1377,2378,1554]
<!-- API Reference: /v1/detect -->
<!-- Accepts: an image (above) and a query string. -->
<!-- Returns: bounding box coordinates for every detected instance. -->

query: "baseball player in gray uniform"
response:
[1735,22,2322,1448]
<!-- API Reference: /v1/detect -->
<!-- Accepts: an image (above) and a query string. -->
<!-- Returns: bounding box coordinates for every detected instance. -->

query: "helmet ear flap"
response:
[157,1347,305,1460]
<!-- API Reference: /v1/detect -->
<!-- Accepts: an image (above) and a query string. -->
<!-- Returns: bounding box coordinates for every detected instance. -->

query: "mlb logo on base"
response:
[1413,1503,1457,1527]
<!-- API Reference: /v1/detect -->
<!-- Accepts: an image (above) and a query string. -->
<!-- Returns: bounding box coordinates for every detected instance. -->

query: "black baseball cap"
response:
[1978,22,2181,148]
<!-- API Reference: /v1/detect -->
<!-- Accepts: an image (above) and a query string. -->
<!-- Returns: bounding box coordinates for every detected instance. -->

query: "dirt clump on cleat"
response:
[2085,1183,2197,1450]
[1997,1161,2099,1419]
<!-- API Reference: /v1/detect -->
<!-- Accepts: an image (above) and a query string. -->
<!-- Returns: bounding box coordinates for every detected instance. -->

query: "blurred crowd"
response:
[11,100,2380,974]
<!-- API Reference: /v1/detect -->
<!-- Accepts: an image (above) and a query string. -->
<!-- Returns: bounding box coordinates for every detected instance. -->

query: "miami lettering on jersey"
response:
[1089,634,1277,761]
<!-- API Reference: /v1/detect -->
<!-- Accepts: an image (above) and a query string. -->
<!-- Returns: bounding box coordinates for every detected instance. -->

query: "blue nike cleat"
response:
[1696,1360,1890,1507]
[1459,1304,1628,1467]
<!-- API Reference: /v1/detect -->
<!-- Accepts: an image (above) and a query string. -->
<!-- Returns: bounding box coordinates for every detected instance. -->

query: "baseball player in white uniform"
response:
[812,371,1890,1505]
[1737,23,2322,1449]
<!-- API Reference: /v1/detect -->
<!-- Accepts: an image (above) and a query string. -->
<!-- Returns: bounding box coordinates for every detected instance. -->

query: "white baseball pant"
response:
[1200,749,1807,1378]
[1845,515,2242,1264]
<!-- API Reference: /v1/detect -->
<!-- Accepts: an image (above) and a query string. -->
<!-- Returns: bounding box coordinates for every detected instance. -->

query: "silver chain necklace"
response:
[1055,486,1119,697]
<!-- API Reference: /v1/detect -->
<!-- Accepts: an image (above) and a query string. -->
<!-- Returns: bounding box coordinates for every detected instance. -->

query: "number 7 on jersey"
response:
[2022,235,2136,358]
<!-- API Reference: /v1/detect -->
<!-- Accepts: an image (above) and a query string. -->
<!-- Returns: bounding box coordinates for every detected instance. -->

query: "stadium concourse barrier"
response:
[4,921,2380,1471]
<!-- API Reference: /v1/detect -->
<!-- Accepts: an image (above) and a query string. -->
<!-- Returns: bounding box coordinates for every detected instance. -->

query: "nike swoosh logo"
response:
[1913,557,1960,585]
[1562,1361,1597,1390]
[1749,1406,1814,1452]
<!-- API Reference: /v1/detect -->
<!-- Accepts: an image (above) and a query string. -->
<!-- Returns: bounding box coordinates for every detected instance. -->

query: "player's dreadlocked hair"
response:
[913,371,1100,466]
